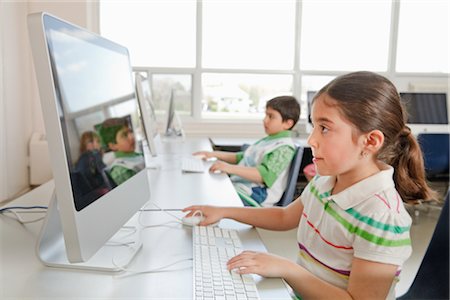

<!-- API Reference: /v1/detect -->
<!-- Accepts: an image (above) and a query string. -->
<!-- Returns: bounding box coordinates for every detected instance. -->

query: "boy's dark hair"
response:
[98,117,129,147]
[266,96,300,129]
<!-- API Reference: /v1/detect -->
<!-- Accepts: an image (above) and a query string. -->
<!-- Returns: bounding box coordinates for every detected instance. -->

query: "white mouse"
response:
[212,169,222,174]
[181,215,205,226]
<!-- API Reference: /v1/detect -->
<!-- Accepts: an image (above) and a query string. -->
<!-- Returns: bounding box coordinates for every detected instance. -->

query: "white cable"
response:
[112,256,193,277]
[138,201,185,228]
[1,210,46,224]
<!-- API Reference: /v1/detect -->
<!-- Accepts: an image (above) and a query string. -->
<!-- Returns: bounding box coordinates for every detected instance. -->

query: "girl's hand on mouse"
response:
[182,205,223,226]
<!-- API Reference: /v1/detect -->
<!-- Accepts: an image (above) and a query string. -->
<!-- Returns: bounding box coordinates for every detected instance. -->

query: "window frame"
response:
[97,0,448,137]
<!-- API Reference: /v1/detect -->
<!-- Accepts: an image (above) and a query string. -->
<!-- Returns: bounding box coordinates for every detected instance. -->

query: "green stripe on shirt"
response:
[309,184,411,247]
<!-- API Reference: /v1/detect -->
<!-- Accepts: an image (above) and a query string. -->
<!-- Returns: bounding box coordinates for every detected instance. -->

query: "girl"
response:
[183,71,436,300]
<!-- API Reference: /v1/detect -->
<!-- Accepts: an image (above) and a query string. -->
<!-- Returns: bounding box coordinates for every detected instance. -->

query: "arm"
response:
[209,145,295,185]
[193,150,238,164]
[209,161,263,184]
[227,254,397,300]
[182,196,303,230]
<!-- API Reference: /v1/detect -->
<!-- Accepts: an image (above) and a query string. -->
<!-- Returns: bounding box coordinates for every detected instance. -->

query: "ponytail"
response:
[389,127,438,203]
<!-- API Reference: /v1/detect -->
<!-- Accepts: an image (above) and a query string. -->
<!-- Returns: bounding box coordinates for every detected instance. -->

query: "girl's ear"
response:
[364,130,384,154]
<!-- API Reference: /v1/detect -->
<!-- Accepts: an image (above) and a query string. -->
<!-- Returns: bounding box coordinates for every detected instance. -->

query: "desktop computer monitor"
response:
[305,91,317,133]
[135,72,161,156]
[28,12,151,270]
[400,92,449,133]
[164,89,184,138]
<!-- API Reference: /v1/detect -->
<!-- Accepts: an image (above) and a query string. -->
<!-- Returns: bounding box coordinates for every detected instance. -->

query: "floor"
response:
[256,190,445,298]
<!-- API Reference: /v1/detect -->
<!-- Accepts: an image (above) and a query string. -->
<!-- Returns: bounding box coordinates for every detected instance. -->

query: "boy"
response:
[196,96,300,207]
[98,117,144,186]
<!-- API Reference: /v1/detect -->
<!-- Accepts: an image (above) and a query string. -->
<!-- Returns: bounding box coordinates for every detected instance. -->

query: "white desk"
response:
[0,137,291,299]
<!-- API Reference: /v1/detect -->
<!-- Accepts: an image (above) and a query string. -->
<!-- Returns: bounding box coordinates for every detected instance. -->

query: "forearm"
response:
[221,206,296,230]
[228,165,263,184]
[283,265,353,300]
[212,151,237,164]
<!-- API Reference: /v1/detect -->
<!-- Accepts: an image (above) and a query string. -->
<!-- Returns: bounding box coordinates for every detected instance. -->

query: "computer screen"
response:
[400,92,449,133]
[164,89,184,138]
[28,12,150,270]
[305,91,317,133]
[135,72,160,156]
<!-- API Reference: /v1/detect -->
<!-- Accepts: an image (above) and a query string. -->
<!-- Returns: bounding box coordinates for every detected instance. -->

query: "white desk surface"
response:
[0,137,292,299]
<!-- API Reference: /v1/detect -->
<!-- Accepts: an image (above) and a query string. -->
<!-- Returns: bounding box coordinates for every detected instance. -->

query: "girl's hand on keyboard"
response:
[226,251,294,278]
[182,205,223,226]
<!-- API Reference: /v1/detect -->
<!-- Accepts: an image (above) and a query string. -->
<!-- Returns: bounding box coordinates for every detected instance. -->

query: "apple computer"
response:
[164,89,185,139]
[135,72,162,157]
[400,92,449,133]
[28,12,151,271]
[305,90,317,133]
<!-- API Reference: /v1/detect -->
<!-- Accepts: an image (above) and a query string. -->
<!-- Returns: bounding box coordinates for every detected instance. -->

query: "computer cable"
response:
[112,255,193,277]
[0,205,48,224]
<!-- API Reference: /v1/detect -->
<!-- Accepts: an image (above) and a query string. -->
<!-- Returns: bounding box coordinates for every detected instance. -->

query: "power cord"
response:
[0,205,48,224]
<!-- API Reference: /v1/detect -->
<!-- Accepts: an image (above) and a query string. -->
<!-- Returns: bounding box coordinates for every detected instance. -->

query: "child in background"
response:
[79,130,102,154]
[195,96,300,207]
[75,131,107,193]
[98,117,144,186]
[184,71,436,299]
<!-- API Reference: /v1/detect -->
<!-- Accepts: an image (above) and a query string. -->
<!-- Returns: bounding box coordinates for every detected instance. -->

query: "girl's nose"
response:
[307,130,316,149]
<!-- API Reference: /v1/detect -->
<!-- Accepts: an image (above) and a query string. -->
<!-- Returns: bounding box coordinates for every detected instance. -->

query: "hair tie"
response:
[400,126,411,138]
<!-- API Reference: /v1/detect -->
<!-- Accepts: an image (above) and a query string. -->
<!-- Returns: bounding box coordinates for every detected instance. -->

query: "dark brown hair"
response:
[314,71,437,203]
[266,96,300,129]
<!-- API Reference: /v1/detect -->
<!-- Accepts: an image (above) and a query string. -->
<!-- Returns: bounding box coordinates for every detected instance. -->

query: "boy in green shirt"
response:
[98,117,144,186]
[196,96,300,206]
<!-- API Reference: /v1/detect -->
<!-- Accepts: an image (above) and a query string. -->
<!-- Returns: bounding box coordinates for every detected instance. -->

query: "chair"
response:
[276,146,304,207]
[417,133,450,181]
[398,190,449,299]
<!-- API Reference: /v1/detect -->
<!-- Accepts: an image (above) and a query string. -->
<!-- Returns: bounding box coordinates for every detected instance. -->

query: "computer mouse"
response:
[181,215,205,226]
[212,169,222,174]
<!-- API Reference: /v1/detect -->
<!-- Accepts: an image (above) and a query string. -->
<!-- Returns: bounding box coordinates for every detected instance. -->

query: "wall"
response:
[0,0,95,202]
[0,2,33,201]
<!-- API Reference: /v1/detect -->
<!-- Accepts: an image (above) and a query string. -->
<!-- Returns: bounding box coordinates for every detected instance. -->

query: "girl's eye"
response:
[320,126,329,133]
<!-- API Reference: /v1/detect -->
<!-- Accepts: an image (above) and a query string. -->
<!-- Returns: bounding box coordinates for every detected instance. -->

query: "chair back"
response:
[398,190,449,299]
[417,133,450,178]
[276,146,304,206]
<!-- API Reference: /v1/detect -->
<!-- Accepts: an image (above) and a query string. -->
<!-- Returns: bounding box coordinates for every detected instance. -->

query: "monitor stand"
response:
[36,191,142,272]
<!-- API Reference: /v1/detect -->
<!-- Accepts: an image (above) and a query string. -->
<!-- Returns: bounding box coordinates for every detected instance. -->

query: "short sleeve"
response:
[352,210,412,266]
[236,151,244,163]
[110,166,136,186]
[257,145,295,188]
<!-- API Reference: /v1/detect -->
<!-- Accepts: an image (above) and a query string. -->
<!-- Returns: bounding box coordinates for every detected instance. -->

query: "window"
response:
[151,74,192,116]
[300,0,392,71]
[396,0,450,73]
[202,0,296,70]
[202,73,293,118]
[100,0,196,68]
[99,0,449,128]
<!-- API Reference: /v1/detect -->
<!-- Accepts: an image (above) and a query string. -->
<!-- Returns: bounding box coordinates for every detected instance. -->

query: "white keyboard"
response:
[192,226,260,300]
[181,157,205,173]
